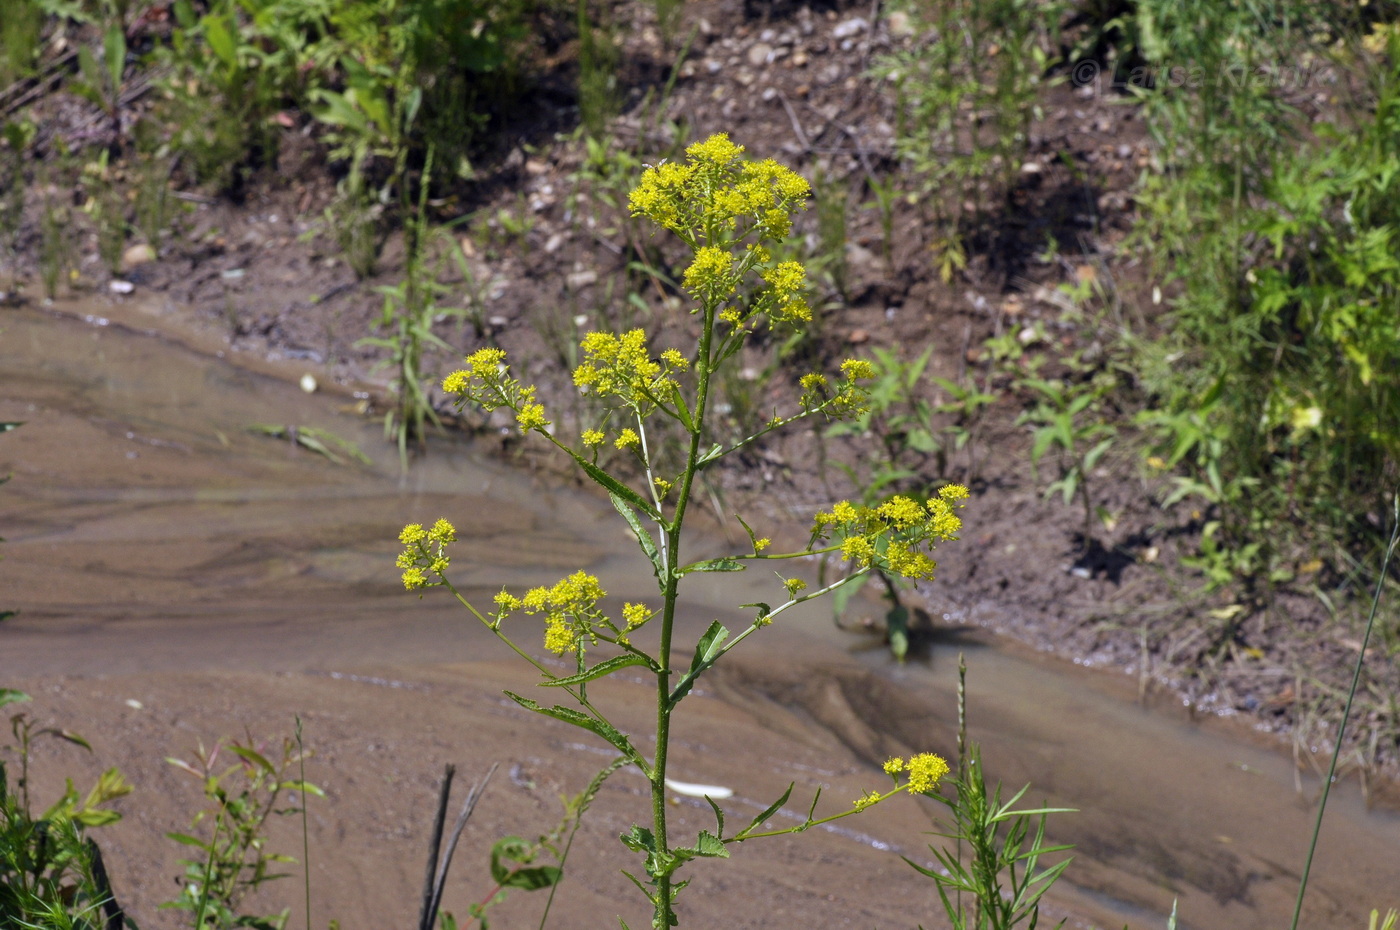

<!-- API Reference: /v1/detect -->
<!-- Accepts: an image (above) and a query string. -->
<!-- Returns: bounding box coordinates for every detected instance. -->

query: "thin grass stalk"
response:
[295,715,310,930]
[1289,493,1399,930]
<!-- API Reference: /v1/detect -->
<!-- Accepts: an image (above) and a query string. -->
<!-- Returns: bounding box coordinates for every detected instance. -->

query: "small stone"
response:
[1017,325,1040,346]
[832,16,868,39]
[734,69,755,86]
[524,158,549,175]
[747,42,773,66]
[848,328,869,344]
[108,280,135,294]
[122,242,156,270]
[887,10,914,37]
[300,373,318,394]
[566,269,598,288]
[488,315,509,328]
[1019,161,1042,175]
[543,232,565,253]
[791,50,808,67]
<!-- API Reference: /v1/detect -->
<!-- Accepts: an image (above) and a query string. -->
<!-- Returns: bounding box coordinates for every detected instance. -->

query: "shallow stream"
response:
[2,297,1398,929]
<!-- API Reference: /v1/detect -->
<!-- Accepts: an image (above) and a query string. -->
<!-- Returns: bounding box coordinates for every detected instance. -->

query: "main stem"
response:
[649,303,716,928]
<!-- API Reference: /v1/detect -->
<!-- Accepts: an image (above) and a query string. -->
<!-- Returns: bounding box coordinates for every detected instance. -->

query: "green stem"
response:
[1289,495,1399,930]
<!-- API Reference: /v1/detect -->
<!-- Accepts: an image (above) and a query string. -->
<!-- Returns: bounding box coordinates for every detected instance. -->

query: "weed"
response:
[1017,374,1117,552]
[1,689,133,929]
[399,135,971,927]
[163,732,323,930]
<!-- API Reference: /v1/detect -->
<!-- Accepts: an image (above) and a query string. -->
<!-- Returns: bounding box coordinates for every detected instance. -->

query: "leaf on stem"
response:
[539,654,656,688]
[668,621,729,705]
[611,493,664,577]
[504,691,641,765]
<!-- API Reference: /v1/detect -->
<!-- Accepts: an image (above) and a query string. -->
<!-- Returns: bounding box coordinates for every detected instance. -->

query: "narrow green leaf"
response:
[611,493,663,577]
[739,783,793,837]
[504,691,638,761]
[705,795,725,838]
[669,621,729,705]
[539,653,655,687]
[679,557,744,575]
[227,744,276,775]
[103,25,125,95]
[569,452,658,518]
[668,381,694,432]
[166,831,211,849]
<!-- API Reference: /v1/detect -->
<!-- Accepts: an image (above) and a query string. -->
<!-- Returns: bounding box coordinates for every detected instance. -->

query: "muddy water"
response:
[3,298,1398,930]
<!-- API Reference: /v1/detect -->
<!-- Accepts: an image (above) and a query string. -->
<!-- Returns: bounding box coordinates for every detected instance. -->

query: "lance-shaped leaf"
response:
[678,557,744,575]
[505,691,642,767]
[668,621,728,705]
[612,493,664,578]
[539,653,656,688]
[567,451,658,518]
[735,783,794,839]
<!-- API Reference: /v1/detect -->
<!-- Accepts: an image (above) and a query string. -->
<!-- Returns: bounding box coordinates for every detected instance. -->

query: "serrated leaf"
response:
[568,452,657,518]
[540,653,654,687]
[505,692,639,762]
[612,494,663,578]
[619,824,656,854]
[692,830,728,858]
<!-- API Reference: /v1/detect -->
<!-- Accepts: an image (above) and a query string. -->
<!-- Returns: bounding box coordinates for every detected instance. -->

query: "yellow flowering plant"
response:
[397,135,966,928]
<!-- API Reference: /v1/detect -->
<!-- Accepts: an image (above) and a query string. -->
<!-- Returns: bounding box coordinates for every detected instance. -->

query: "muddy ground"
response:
[2,0,1396,806]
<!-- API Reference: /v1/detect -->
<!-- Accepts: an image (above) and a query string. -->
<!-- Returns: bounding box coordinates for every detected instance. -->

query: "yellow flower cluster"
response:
[573,330,688,416]
[442,348,550,435]
[493,571,609,655]
[812,485,970,581]
[883,753,952,795]
[757,261,812,323]
[628,133,810,243]
[396,518,458,591]
[682,246,737,302]
[853,789,883,812]
[798,360,875,416]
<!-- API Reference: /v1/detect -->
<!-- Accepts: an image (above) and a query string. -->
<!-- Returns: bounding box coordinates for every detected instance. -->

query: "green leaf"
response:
[692,830,728,858]
[103,25,126,95]
[501,865,562,891]
[227,744,276,775]
[611,494,663,578]
[668,381,694,432]
[74,809,120,827]
[504,692,639,762]
[0,689,30,709]
[669,621,728,705]
[739,783,793,838]
[568,452,658,518]
[705,795,725,838]
[679,557,744,575]
[203,13,238,70]
[490,837,532,884]
[539,653,655,687]
[619,824,657,854]
[166,831,212,849]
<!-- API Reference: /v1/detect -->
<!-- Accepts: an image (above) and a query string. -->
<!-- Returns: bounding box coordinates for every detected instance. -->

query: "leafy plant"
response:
[163,732,322,930]
[1,689,132,930]
[398,135,970,927]
[909,656,1074,930]
[1017,375,1116,552]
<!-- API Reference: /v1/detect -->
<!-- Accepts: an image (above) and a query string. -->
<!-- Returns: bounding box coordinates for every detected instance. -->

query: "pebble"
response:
[832,17,868,39]
[566,269,598,288]
[300,373,318,394]
[747,43,773,66]
[122,242,156,270]
[887,10,914,38]
[108,280,135,294]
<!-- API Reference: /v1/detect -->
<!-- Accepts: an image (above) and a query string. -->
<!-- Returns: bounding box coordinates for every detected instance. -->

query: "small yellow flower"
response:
[853,790,883,812]
[784,577,807,598]
[429,518,457,543]
[883,757,906,775]
[653,476,673,497]
[582,429,605,447]
[616,428,640,450]
[516,401,549,433]
[753,537,771,552]
[623,602,651,629]
[905,753,950,794]
[840,358,876,381]
[399,523,427,545]
[402,567,427,590]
